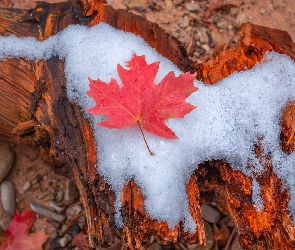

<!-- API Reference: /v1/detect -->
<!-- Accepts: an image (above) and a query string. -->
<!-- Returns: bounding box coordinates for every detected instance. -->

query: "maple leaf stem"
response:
[137,121,154,155]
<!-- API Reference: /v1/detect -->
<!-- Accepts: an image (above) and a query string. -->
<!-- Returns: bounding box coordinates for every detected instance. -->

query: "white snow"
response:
[1,23,295,231]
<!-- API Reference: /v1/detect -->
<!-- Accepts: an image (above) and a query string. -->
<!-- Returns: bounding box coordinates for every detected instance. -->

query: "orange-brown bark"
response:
[0,0,295,249]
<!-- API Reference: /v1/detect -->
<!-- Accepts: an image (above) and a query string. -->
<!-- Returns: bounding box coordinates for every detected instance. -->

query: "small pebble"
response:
[31,178,38,185]
[125,0,146,11]
[189,13,203,24]
[0,143,15,183]
[37,190,51,200]
[211,32,222,44]
[248,15,254,21]
[260,8,266,14]
[230,6,239,16]
[64,233,72,241]
[65,179,77,200]
[1,180,16,217]
[30,182,40,191]
[68,222,81,236]
[197,28,209,44]
[51,179,57,184]
[30,202,66,222]
[40,193,54,202]
[217,21,226,29]
[195,46,205,55]
[61,224,67,233]
[201,204,221,223]
[180,15,190,28]
[50,236,63,248]
[56,190,64,202]
[150,235,155,244]
[77,215,86,224]
[78,222,85,229]
[22,181,31,192]
[50,230,58,239]
[201,44,210,53]
[173,0,183,6]
[66,204,82,217]
[234,13,246,29]
[184,2,200,12]
[49,200,65,212]
[159,18,170,24]
[59,237,68,247]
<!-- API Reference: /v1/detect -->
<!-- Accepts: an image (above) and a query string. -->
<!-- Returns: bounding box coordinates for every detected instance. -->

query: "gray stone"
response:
[1,180,16,217]
[201,204,221,223]
[59,237,68,247]
[184,2,200,12]
[0,143,15,183]
[0,217,11,231]
[30,202,66,222]
[49,200,65,212]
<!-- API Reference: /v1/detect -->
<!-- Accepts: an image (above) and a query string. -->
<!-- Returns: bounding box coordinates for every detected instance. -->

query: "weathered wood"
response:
[0,0,295,249]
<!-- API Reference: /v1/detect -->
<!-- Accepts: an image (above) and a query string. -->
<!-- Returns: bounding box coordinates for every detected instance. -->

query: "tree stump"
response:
[0,0,295,249]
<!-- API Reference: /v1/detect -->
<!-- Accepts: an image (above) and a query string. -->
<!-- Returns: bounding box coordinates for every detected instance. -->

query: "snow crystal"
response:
[1,23,295,230]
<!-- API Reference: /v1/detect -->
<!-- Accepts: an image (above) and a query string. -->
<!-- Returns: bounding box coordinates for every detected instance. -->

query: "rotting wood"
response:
[0,0,295,249]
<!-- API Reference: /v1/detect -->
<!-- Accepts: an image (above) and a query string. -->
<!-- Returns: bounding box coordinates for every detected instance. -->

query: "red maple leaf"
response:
[87,54,198,140]
[0,209,49,250]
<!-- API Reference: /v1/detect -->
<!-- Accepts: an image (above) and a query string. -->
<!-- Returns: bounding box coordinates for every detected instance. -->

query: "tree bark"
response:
[0,0,295,249]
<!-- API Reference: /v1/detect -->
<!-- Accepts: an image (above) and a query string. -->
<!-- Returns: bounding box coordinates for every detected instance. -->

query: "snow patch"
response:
[1,23,295,230]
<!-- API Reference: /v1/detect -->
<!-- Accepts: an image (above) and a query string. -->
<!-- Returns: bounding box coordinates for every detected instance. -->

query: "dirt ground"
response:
[0,0,295,249]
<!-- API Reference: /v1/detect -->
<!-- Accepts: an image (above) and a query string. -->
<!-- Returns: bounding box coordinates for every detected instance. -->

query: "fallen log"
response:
[0,0,295,249]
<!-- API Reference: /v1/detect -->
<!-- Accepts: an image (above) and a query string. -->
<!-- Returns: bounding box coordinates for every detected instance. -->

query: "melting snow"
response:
[1,23,295,231]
